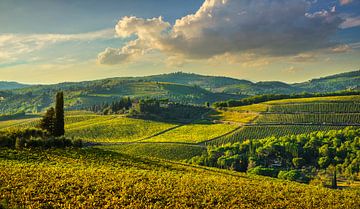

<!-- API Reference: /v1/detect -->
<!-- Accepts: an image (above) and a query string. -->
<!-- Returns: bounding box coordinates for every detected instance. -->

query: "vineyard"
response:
[0,118,39,130]
[0,147,359,208]
[101,143,205,161]
[264,95,360,104]
[145,123,239,144]
[205,125,346,146]
[268,102,360,113]
[210,110,258,123]
[208,95,360,145]
[65,117,177,143]
[0,95,360,208]
[256,113,360,124]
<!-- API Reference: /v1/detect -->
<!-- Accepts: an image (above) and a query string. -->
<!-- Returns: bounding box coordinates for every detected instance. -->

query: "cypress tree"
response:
[54,92,65,136]
[39,107,55,135]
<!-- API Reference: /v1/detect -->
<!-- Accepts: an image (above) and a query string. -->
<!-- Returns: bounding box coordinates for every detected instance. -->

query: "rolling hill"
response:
[0,70,358,114]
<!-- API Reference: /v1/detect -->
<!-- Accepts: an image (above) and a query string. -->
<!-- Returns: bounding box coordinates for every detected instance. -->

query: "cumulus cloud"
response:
[98,0,344,65]
[0,29,114,63]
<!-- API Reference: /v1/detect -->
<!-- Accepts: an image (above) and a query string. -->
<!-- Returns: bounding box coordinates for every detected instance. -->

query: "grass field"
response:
[0,147,358,208]
[145,123,239,143]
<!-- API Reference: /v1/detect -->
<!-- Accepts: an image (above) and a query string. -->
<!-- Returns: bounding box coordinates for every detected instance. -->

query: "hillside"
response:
[0,70,358,114]
[1,147,358,208]
[147,70,359,95]
[294,70,360,92]
[0,95,359,208]
[0,81,243,114]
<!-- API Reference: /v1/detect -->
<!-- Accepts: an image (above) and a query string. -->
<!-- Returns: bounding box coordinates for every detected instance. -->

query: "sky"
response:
[0,0,359,84]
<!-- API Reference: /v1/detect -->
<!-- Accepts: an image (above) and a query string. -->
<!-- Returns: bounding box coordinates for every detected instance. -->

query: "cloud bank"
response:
[0,29,114,63]
[98,0,344,65]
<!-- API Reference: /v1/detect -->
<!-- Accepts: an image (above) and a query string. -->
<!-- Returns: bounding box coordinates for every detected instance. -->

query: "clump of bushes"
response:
[0,128,82,149]
[248,166,279,177]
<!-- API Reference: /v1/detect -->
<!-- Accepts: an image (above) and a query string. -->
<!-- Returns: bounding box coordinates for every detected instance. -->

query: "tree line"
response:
[87,97,132,114]
[213,90,360,108]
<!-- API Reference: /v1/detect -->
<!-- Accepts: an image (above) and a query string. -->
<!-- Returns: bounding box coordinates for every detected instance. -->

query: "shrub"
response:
[0,128,82,149]
[292,157,305,168]
[278,170,310,183]
[0,135,15,148]
[247,166,279,177]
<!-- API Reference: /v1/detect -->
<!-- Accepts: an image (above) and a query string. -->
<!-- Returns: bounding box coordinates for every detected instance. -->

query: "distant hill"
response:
[293,70,360,92]
[0,81,30,90]
[0,80,244,114]
[0,70,358,114]
[145,72,253,90]
[145,70,359,95]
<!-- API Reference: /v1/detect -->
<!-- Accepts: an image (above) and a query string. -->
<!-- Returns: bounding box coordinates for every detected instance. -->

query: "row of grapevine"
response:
[256,113,360,124]
[206,125,345,146]
[268,102,360,113]
[65,117,177,142]
[145,123,239,144]
[1,148,358,208]
[103,143,205,161]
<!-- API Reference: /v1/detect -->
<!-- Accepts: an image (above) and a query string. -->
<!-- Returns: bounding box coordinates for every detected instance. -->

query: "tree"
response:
[205,102,210,108]
[54,92,65,136]
[39,107,55,135]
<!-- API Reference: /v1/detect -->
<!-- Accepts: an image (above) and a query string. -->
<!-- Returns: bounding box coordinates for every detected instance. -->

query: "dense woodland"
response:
[189,127,360,187]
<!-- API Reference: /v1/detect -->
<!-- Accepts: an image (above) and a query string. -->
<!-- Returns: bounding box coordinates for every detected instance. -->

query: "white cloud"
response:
[291,53,318,62]
[98,0,343,65]
[331,44,352,53]
[0,29,114,63]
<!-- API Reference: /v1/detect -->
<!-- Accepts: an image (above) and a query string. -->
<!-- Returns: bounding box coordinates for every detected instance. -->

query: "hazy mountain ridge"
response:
[0,81,30,90]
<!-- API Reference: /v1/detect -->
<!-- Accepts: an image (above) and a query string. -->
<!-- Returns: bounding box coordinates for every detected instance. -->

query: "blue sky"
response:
[0,0,359,84]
